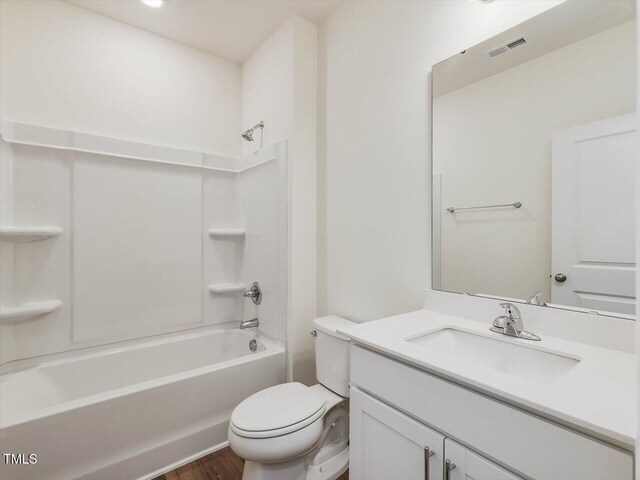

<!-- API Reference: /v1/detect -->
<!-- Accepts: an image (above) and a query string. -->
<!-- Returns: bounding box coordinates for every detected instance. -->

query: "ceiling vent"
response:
[485,36,527,58]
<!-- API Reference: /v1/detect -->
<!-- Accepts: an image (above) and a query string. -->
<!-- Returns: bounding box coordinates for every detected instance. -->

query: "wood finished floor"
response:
[154,446,349,480]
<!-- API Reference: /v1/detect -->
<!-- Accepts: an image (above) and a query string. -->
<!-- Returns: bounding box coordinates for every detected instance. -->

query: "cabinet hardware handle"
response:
[445,459,456,480]
[424,447,434,480]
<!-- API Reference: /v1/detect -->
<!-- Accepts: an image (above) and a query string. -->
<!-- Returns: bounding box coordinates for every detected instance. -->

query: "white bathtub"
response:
[0,327,285,480]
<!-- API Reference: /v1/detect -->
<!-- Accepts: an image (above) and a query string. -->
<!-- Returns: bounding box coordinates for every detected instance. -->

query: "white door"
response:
[552,114,637,315]
[350,387,445,480]
[444,439,522,480]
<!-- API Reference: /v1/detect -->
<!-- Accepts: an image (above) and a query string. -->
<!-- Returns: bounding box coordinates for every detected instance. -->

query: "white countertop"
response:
[338,309,636,450]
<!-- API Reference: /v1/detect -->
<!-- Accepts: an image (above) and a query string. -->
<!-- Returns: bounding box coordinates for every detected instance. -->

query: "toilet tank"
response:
[313,316,357,398]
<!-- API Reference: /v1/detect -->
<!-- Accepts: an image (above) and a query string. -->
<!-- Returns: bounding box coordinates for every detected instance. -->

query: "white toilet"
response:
[228,316,356,480]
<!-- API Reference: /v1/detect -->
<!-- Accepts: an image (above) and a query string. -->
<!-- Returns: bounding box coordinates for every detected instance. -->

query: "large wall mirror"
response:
[432,0,637,319]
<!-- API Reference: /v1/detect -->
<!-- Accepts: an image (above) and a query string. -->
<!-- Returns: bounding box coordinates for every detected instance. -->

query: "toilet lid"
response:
[230,382,325,436]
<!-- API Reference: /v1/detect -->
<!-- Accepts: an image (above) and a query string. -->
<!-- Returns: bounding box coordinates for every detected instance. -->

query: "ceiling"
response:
[66,0,342,64]
[433,0,636,97]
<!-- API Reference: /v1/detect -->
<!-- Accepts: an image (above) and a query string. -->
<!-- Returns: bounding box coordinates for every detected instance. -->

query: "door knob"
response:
[554,273,567,283]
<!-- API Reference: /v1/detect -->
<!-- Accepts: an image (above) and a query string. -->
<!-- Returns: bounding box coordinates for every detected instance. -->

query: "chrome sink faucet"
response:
[490,303,541,341]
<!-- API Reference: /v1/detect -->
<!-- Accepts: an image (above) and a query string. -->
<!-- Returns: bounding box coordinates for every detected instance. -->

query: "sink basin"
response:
[407,328,580,383]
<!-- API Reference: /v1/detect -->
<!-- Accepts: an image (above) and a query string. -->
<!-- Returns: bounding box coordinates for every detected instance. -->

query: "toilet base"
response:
[307,447,349,480]
[242,457,306,480]
[242,447,349,480]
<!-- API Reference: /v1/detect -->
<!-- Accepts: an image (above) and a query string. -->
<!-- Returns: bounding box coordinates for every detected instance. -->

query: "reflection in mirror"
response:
[432,0,636,318]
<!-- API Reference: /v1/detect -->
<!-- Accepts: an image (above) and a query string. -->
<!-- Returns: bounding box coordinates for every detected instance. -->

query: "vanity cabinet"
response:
[350,387,521,480]
[349,345,633,480]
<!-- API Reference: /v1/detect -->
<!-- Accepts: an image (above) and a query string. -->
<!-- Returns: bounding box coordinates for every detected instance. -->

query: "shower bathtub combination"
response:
[0,124,289,480]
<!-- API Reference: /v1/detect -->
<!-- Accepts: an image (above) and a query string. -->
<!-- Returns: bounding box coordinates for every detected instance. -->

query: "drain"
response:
[249,339,257,352]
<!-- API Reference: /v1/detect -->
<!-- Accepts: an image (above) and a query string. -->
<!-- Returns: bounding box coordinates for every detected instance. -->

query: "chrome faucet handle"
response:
[499,302,523,332]
[243,282,262,305]
[499,302,520,318]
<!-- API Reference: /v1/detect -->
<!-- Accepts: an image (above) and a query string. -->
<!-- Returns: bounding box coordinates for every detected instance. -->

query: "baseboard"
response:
[139,440,230,480]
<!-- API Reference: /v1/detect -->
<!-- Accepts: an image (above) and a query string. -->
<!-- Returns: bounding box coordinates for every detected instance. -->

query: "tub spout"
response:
[240,318,259,329]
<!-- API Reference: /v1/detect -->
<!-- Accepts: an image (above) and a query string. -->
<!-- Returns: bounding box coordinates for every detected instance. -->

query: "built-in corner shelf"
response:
[0,300,62,324]
[0,226,63,243]
[208,283,247,294]
[208,228,246,239]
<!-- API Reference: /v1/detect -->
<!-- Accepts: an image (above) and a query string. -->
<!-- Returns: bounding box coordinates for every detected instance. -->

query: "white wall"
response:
[0,0,241,155]
[237,143,289,344]
[242,19,293,155]
[318,0,565,322]
[434,20,636,302]
[242,15,318,385]
[635,1,639,475]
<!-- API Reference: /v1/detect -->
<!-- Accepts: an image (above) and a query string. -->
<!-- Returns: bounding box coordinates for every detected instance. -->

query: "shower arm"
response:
[241,121,265,149]
[253,122,264,149]
[255,121,264,149]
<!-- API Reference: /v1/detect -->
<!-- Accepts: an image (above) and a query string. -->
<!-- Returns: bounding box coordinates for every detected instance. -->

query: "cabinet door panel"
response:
[444,439,522,480]
[350,387,445,480]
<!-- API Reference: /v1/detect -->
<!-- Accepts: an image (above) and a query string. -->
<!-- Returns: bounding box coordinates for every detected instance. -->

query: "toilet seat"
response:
[230,383,326,439]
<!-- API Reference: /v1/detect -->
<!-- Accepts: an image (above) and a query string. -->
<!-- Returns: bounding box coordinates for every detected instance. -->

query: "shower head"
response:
[241,130,253,141]
[241,121,264,143]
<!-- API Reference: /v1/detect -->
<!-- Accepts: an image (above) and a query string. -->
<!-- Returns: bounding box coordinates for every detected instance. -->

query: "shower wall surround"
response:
[0,122,288,364]
[0,0,318,382]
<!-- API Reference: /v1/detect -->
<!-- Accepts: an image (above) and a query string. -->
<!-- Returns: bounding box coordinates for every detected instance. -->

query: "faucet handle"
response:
[499,302,524,333]
[499,302,520,319]
[243,282,262,305]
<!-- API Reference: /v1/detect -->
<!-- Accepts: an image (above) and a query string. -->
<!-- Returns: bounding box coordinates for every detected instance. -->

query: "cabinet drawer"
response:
[350,345,633,480]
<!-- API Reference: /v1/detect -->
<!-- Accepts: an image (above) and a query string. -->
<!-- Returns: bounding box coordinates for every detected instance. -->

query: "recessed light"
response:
[141,0,164,8]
